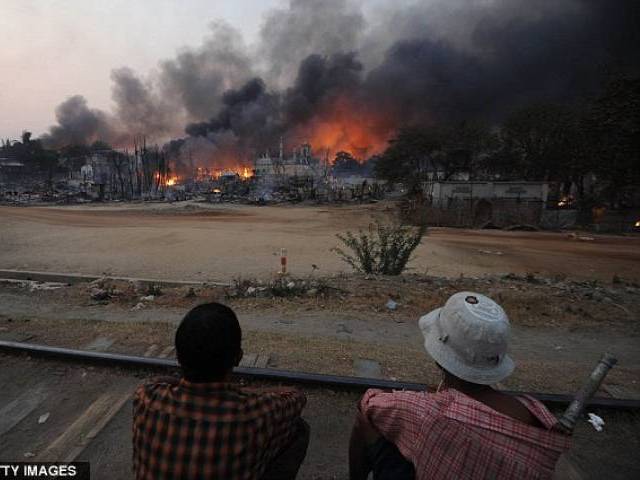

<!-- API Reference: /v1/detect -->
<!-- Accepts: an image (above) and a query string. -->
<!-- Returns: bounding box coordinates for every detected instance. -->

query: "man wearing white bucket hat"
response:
[349,292,571,480]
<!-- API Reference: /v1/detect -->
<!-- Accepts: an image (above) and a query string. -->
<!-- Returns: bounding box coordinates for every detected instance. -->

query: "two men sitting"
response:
[133,294,570,479]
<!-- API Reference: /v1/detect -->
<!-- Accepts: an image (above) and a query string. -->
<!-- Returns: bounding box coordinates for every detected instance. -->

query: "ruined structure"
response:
[408,181,550,228]
[254,140,325,180]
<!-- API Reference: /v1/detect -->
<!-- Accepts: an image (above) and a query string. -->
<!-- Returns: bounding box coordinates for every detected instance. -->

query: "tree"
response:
[498,103,575,181]
[7,133,59,175]
[438,120,495,180]
[90,140,113,152]
[374,123,493,186]
[587,73,640,205]
[374,127,443,185]
[333,151,360,173]
[489,74,639,208]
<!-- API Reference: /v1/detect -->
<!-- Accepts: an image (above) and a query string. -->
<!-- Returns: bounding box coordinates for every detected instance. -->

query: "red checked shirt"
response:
[133,380,306,480]
[360,388,572,480]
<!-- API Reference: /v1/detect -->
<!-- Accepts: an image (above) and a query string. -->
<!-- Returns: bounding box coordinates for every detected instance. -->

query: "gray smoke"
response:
[42,0,639,158]
[41,95,122,148]
[111,67,177,137]
[158,20,252,120]
[361,0,639,123]
[258,0,365,88]
[43,20,252,148]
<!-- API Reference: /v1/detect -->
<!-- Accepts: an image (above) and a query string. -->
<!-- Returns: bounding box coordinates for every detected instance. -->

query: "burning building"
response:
[254,140,324,180]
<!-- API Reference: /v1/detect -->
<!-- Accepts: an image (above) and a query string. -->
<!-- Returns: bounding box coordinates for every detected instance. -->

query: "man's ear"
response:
[235,348,243,367]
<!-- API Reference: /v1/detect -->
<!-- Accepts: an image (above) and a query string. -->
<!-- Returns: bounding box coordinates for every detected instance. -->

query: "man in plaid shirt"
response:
[349,292,572,479]
[133,303,309,480]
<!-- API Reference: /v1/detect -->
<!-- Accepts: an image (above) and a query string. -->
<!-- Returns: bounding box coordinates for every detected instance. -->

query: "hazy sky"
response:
[0,0,287,140]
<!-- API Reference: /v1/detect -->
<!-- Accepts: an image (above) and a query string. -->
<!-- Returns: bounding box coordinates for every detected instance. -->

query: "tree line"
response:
[1,134,175,199]
[372,74,639,209]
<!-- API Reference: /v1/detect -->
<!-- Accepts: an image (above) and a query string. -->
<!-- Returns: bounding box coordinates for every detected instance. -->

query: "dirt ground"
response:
[1,273,638,395]
[1,201,639,282]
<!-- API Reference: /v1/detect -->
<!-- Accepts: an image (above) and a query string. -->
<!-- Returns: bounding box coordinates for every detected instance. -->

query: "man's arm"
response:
[352,389,425,472]
[264,389,307,452]
[349,408,382,480]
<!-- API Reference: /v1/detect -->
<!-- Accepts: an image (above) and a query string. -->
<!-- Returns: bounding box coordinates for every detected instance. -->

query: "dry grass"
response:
[2,314,639,395]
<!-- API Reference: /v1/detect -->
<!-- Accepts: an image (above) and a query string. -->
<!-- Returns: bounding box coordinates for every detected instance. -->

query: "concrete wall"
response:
[430,182,549,206]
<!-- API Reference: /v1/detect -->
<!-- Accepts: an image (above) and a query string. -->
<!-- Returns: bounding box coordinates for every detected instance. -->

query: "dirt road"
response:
[1,202,639,282]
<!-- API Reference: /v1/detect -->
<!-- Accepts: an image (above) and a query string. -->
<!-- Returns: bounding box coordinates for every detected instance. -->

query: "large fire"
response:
[196,166,253,181]
[155,172,180,187]
[294,96,393,161]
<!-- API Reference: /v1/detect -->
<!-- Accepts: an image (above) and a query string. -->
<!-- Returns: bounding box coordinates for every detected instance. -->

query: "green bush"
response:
[332,220,426,275]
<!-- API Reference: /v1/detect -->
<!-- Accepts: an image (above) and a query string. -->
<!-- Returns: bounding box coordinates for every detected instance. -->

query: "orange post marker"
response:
[280,248,287,275]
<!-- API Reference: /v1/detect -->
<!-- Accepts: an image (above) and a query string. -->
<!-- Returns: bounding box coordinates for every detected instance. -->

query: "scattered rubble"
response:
[2,271,637,334]
[230,276,330,299]
[90,288,110,301]
[0,279,67,291]
[145,285,163,297]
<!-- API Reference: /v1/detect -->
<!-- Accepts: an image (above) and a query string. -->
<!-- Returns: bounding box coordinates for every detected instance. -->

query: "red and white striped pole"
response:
[280,248,287,275]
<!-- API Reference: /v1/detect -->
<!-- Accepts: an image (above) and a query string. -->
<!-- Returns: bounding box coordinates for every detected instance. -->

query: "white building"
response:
[254,141,322,179]
[429,181,549,206]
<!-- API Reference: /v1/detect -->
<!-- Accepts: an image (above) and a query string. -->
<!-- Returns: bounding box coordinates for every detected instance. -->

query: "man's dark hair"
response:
[175,303,242,382]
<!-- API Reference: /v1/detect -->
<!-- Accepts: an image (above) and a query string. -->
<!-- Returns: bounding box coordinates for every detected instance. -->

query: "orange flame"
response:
[293,96,393,162]
[155,172,180,186]
[210,166,253,180]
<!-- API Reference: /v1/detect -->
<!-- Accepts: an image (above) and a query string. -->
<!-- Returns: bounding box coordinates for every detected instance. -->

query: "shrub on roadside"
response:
[332,220,426,275]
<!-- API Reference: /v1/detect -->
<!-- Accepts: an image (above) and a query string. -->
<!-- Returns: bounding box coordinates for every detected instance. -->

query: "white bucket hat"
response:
[419,292,515,385]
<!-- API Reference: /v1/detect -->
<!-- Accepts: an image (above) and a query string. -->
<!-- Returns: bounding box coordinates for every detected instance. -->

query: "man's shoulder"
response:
[133,380,175,404]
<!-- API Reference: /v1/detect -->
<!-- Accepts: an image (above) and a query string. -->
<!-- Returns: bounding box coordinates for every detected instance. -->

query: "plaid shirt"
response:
[133,379,306,480]
[360,388,572,480]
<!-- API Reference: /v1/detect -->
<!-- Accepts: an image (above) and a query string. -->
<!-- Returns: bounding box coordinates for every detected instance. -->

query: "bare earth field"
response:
[1,201,639,282]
